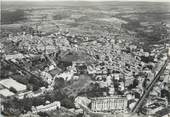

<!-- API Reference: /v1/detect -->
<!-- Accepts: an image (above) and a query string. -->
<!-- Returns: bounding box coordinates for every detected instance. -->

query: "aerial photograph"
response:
[0,0,170,117]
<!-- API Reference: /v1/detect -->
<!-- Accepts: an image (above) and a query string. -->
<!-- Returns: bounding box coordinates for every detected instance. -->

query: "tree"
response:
[32,97,46,106]
[161,89,169,98]
[54,78,65,89]
[132,79,139,88]
[12,74,29,85]
[76,113,83,117]
[38,112,49,117]
[21,97,33,112]
[61,97,75,108]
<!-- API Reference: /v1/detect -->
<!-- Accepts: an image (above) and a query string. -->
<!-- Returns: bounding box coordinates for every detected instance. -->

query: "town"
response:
[1,1,170,117]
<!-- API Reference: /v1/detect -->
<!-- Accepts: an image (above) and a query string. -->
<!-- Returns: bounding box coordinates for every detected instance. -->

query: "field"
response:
[1,1,170,48]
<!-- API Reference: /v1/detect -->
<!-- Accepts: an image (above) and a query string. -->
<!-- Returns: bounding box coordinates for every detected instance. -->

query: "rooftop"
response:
[0,78,27,92]
[91,95,126,100]
[0,89,15,97]
[5,53,36,60]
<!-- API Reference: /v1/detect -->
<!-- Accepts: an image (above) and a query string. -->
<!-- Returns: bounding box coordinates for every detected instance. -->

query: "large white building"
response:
[0,78,27,93]
[91,96,127,112]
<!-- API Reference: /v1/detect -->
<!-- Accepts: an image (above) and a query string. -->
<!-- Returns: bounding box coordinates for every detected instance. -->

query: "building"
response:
[0,78,27,93]
[0,89,15,98]
[19,112,40,117]
[72,61,87,74]
[17,91,33,99]
[168,48,170,57]
[32,101,61,113]
[91,96,127,112]
[124,76,134,87]
[74,96,91,109]
[40,71,53,84]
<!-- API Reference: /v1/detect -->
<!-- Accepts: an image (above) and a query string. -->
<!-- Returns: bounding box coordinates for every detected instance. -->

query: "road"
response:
[132,58,169,113]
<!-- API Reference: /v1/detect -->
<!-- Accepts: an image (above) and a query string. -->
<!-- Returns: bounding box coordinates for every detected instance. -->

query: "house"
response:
[168,48,170,57]
[91,96,127,112]
[129,45,137,51]
[0,78,27,93]
[124,76,134,87]
[128,99,137,110]
[166,63,170,70]
[113,73,120,80]
[108,86,115,96]
[40,71,53,84]
[55,71,74,81]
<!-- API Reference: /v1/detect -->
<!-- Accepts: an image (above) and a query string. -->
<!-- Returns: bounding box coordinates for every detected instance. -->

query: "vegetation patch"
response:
[1,9,27,24]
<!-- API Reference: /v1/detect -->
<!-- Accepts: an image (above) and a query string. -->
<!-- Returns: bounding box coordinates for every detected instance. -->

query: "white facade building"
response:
[32,101,61,113]
[91,96,127,112]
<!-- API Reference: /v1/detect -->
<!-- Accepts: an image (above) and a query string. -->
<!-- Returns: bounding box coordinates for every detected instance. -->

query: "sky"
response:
[2,0,170,2]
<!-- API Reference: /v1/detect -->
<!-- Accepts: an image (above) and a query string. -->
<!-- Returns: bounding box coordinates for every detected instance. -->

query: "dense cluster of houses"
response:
[0,28,170,117]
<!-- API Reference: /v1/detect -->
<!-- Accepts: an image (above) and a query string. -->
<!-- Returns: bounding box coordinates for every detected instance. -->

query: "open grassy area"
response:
[64,74,93,97]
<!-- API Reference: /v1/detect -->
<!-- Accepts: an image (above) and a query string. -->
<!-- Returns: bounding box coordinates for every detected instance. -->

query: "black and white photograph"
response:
[0,0,170,117]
